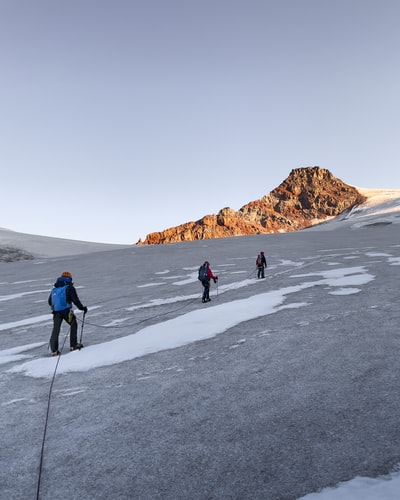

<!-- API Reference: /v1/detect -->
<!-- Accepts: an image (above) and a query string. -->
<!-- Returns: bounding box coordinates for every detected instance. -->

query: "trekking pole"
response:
[79,311,86,349]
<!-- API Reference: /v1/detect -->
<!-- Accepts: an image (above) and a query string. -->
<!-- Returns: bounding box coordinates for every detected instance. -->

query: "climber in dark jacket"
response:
[256,251,267,279]
[48,271,88,356]
[198,261,218,303]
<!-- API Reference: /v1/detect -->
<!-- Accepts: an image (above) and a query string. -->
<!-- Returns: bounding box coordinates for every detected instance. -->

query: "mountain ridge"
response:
[2,169,400,258]
[137,166,366,245]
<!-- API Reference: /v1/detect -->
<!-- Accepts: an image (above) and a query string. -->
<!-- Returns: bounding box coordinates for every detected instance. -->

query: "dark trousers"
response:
[50,311,78,352]
[201,279,210,301]
[257,266,265,279]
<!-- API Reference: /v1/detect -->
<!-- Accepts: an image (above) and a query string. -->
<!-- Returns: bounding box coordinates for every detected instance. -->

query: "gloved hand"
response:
[83,306,88,314]
[214,277,218,283]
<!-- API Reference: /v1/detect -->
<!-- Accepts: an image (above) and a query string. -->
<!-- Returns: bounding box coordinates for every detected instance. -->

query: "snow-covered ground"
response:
[5,265,376,379]
[1,189,400,499]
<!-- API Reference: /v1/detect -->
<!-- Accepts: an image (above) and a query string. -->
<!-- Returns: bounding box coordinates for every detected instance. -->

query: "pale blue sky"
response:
[1,0,399,244]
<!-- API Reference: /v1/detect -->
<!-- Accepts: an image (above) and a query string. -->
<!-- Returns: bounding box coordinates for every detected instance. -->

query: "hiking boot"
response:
[51,350,60,357]
[202,299,206,303]
[70,343,83,351]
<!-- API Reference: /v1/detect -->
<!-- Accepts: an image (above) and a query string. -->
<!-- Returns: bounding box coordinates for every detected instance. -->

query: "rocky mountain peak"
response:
[137,166,366,245]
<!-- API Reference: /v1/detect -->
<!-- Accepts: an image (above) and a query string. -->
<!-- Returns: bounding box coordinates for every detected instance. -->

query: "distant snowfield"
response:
[356,187,400,206]
[305,187,400,232]
[349,187,400,224]
[0,227,130,258]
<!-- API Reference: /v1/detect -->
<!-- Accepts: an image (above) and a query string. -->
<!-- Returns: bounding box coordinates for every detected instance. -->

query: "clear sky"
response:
[1,0,399,244]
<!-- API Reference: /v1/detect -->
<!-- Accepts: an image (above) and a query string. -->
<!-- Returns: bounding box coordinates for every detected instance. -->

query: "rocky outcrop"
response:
[0,247,34,262]
[137,167,366,245]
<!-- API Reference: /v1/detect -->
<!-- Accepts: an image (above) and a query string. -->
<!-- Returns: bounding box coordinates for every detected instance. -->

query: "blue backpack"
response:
[51,285,70,312]
[198,263,208,281]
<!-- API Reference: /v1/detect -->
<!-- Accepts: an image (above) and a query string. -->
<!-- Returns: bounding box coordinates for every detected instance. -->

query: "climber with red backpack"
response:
[256,251,267,279]
[198,261,218,303]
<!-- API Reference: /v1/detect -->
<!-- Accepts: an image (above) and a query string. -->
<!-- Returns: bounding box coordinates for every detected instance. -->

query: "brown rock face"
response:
[137,167,366,245]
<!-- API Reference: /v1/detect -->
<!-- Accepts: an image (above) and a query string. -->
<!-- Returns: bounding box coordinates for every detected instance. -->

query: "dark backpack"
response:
[51,285,70,312]
[256,255,262,266]
[198,263,208,281]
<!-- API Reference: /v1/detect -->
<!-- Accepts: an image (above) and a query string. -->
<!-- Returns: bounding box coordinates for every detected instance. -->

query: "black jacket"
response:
[256,254,267,267]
